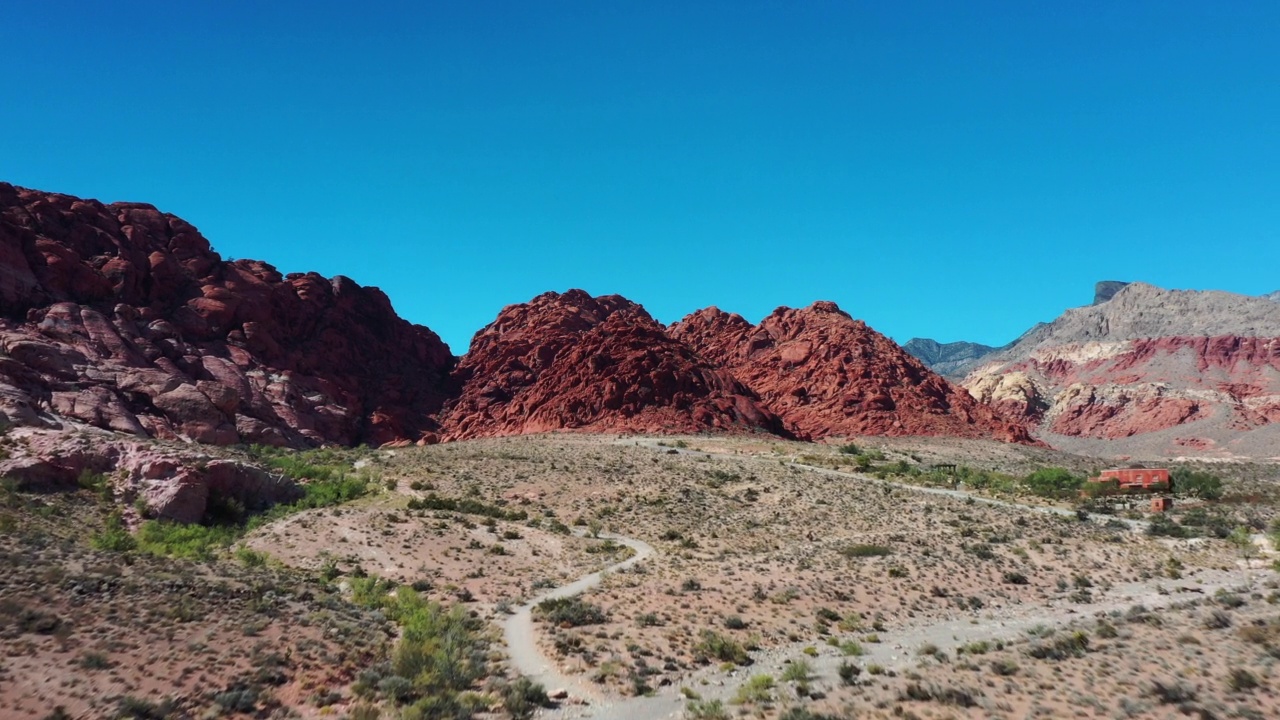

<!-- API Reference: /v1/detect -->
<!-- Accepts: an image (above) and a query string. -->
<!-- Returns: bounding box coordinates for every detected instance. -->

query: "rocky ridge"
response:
[671,303,1036,443]
[964,283,1280,455]
[437,290,790,440]
[0,182,1039,458]
[0,183,455,448]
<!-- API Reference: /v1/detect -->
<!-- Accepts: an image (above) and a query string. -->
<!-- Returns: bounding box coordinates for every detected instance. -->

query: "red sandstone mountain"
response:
[0,183,454,447]
[964,283,1280,457]
[438,290,790,440]
[670,303,1036,443]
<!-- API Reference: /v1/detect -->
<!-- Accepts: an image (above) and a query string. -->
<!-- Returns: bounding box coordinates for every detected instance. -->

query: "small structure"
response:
[1090,467,1171,491]
[1085,467,1174,513]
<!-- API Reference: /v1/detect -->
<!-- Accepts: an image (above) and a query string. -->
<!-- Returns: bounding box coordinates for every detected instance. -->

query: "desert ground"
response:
[3,431,1278,719]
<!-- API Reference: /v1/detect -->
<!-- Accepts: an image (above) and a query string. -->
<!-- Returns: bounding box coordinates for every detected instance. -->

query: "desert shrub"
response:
[79,651,112,669]
[841,543,892,558]
[837,660,861,684]
[536,597,607,627]
[406,493,527,521]
[1028,630,1090,660]
[966,543,996,560]
[781,659,811,682]
[990,658,1018,676]
[1205,609,1233,630]
[234,546,268,567]
[378,675,415,702]
[1149,679,1197,704]
[212,686,258,712]
[694,630,750,665]
[113,696,175,719]
[391,591,488,700]
[900,682,979,707]
[779,709,843,720]
[1226,667,1260,692]
[958,640,991,655]
[91,512,136,553]
[135,521,240,561]
[837,639,863,656]
[733,674,775,704]
[722,615,747,629]
[502,677,549,719]
[685,699,730,720]
[1002,571,1029,585]
[1146,514,1187,538]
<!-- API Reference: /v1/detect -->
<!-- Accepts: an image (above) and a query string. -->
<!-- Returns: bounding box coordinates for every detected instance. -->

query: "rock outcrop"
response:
[0,183,455,447]
[964,283,1280,454]
[1092,280,1130,305]
[671,303,1036,443]
[438,290,790,440]
[0,428,299,523]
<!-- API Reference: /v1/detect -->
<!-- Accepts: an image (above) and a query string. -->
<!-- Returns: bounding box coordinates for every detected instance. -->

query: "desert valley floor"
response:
[3,430,1279,720]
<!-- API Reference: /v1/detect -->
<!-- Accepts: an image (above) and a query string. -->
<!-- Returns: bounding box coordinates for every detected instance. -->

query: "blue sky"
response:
[3,2,1277,355]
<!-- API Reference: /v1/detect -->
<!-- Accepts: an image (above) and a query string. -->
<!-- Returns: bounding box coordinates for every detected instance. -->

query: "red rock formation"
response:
[438,290,790,440]
[0,429,299,523]
[671,303,1036,443]
[0,183,454,447]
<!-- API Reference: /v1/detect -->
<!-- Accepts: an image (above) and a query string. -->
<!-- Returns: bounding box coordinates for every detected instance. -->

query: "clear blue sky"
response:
[3,2,1277,355]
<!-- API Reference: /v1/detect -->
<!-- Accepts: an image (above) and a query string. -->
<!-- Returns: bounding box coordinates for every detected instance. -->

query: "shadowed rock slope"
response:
[0,183,455,447]
[438,290,790,440]
[671,303,1036,443]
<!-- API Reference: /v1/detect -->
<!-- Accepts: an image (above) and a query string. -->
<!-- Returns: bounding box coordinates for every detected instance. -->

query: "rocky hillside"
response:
[671,303,1036,443]
[1,182,1040,451]
[0,183,455,447]
[964,283,1280,456]
[437,290,789,440]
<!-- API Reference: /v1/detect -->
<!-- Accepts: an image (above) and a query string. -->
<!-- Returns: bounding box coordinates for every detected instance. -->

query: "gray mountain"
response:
[1092,280,1130,305]
[902,338,998,379]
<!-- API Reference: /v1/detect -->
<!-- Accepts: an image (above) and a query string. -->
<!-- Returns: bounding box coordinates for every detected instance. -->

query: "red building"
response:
[1089,467,1171,491]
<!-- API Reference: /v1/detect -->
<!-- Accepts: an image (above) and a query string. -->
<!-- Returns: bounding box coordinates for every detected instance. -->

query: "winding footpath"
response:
[496,440,1254,719]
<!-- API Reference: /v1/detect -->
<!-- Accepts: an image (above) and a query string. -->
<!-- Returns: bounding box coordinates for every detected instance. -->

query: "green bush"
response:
[694,630,750,665]
[840,543,892,558]
[135,521,239,561]
[535,597,607,627]
[502,677,549,719]
[391,590,487,699]
[91,512,136,552]
[1024,467,1083,499]
[732,674,774,704]
[1172,469,1224,500]
[685,699,730,720]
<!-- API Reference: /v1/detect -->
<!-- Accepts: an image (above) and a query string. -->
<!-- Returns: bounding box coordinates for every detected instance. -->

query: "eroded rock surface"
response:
[0,183,454,447]
[671,303,1036,443]
[438,290,790,440]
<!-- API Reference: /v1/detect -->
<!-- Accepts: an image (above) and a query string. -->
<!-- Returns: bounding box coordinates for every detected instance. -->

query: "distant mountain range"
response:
[4,181,1277,461]
[933,282,1280,458]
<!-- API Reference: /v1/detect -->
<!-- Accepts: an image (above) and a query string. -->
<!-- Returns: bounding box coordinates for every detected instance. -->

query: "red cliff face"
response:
[0,183,454,447]
[437,290,790,440]
[670,303,1036,443]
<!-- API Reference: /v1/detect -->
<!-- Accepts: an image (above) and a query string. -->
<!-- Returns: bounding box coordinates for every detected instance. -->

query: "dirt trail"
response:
[508,440,1257,719]
[501,531,656,706]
